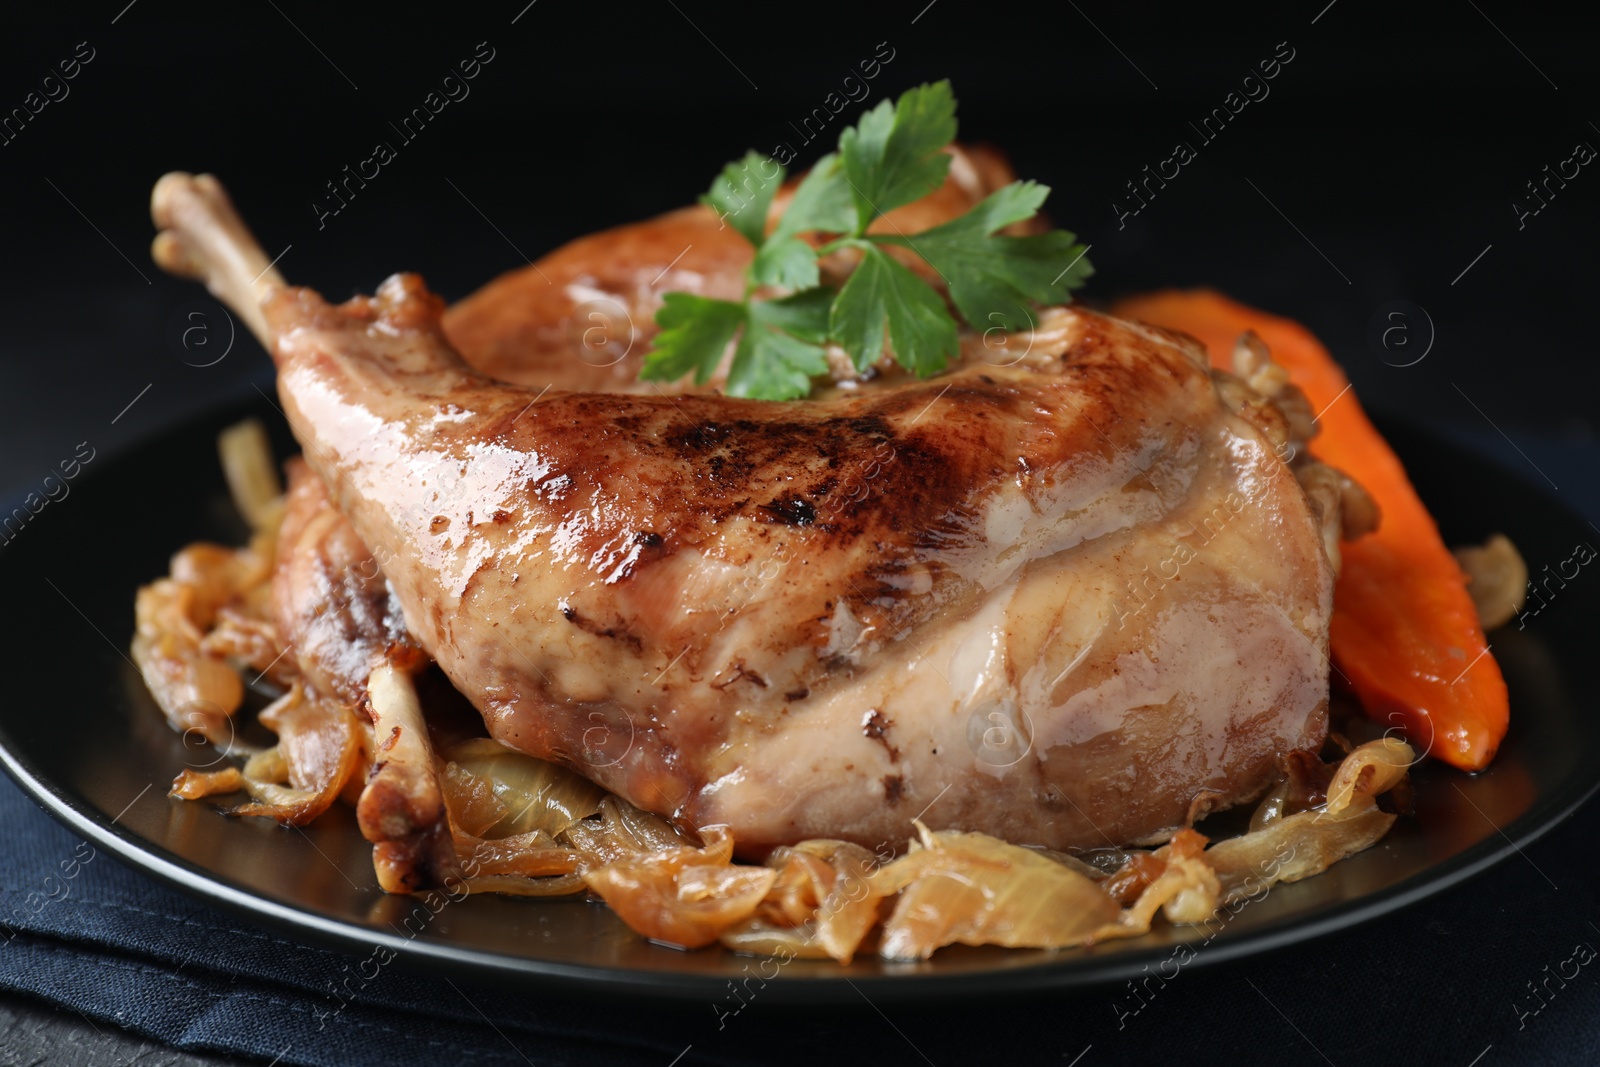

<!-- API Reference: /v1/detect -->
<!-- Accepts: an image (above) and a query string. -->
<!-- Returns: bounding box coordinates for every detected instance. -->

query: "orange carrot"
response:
[1111,290,1508,771]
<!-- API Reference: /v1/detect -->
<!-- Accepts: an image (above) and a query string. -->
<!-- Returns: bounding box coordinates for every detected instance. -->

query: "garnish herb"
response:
[639,80,1094,400]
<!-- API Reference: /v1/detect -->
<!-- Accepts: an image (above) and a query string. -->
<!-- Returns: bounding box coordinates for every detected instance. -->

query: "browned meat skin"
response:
[274,461,453,889]
[442,145,1028,392]
[152,173,1334,857]
[273,459,420,705]
[275,282,1330,853]
[263,145,1025,700]
[267,142,1032,703]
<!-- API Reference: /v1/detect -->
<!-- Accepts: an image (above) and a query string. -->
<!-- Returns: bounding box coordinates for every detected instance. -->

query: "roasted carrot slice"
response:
[1111,289,1508,771]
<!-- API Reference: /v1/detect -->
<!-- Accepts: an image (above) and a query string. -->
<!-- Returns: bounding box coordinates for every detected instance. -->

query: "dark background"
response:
[0,1,1597,1064]
[0,0,1596,482]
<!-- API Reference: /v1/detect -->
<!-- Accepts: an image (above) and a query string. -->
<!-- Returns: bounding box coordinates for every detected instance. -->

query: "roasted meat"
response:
[443,143,1028,393]
[151,171,1339,858]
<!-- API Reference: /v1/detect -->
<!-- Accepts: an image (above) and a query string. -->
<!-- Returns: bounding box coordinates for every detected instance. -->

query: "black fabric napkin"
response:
[1,425,1596,1067]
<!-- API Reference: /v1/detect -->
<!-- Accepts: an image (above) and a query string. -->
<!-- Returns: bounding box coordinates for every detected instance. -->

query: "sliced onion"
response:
[230,684,362,826]
[456,830,581,878]
[719,839,885,963]
[718,922,836,959]
[443,739,606,839]
[461,873,589,897]
[169,766,244,800]
[133,580,245,745]
[1324,737,1412,815]
[869,822,1121,960]
[1206,796,1395,900]
[1454,534,1528,630]
[440,761,509,837]
[132,516,280,747]
[1203,739,1412,900]
[1248,778,1291,832]
[756,848,836,927]
[1094,830,1220,940]
[560,796,695,865]
[582,826,777,949]
[201,599,290,685]
[218,418,284,532]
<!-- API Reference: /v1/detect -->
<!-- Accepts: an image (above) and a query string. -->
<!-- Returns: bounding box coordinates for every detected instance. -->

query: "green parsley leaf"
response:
[642,291,832,398]
[750,237,818,291]
[772,153,856,238]
[750,154,856,290]
[644,80,1096,400]
[747,286,833,343]
[830,243,959,376]
[726,326,828,400]
[639,293,744,384]
[838,81,956,233]
[881,180,1095,331]
[701,151,786,249]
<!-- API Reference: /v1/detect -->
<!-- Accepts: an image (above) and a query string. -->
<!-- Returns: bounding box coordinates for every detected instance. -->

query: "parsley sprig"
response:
[639,80,1094,400]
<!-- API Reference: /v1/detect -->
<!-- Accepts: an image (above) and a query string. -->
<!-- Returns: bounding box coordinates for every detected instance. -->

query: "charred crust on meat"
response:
[863,709,899,761]
[712,663,768,690]
[882,774,905,804]
[759,493,816,527]
[558,604,643,652]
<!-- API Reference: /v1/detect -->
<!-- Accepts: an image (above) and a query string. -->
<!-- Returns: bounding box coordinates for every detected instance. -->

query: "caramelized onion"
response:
[870,822,1121,960]
[560,796,695,865]
[440,760,508,837]
[218,417,284,532]
[169,766,244,800]
[1324,736,1412,815]
[719,839,884,963]
[583,826,777,949]
[1204,739,1413,900]
[1454,533,1528,630]
[441,739,605,839]
[456,831,581,878]
[230,684,362,826]
[1206,797,1395,900]
[200,598,289,683]
[132,507,279,747]
[133,580,246,745]
[1094,830,1220,941]
[462,873,589,897]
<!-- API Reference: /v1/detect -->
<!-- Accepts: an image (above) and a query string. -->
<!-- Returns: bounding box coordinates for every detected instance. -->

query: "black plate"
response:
[1,395,1594,1002]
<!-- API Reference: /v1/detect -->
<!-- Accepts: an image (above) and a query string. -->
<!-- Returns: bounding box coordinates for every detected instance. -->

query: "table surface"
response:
[0,991,247,1067]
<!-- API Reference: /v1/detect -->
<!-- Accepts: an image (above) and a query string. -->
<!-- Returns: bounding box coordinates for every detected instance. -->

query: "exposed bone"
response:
[152,175,459,890]
[151,172,282,347]
[360,662,456,893]
[147,172,1341,859]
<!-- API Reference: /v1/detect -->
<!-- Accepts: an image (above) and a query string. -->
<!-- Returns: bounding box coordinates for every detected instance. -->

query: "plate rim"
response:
[2,401,1594,1003]
[5,725,1594,1003]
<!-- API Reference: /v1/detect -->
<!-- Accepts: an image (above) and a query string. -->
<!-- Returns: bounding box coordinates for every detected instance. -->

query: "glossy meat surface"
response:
[442,145,1028,393]
[152,171,1335,857]
[267,279,1333,854]
[273,459,418,705]
[270,146,1027,705]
